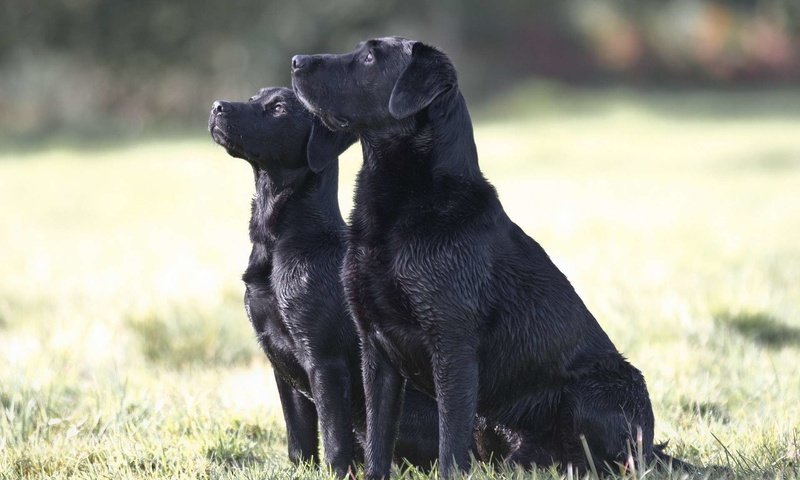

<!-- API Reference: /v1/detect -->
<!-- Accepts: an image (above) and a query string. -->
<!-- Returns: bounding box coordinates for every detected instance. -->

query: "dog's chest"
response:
[244,283,311,393]
[346,237,461,394]
[357,224,487,315]
[353,250,436,390]
[271,255,312,317]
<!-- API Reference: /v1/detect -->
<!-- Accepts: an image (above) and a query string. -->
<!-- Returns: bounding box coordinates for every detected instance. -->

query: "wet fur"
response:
[292,39,672,478]
[208,87,439,477]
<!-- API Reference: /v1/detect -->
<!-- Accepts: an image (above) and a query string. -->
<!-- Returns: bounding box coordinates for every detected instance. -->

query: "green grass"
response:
[1,87,800,479]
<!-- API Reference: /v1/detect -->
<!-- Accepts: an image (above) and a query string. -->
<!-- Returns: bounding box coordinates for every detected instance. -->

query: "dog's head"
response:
[291,37,457,133]
[208,87,356,173]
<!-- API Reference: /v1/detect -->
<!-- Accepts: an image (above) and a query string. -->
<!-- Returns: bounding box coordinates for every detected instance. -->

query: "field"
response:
[1,87,799,479]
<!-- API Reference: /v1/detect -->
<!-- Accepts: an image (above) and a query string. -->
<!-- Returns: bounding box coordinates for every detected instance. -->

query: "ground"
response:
[1,87,799,479]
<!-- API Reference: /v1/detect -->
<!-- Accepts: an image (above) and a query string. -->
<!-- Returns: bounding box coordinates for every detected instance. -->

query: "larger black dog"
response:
[208,87,439,477]
[292,39,666,478]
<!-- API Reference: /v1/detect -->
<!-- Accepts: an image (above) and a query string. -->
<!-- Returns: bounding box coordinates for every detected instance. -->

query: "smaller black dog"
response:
[208,87,439,477]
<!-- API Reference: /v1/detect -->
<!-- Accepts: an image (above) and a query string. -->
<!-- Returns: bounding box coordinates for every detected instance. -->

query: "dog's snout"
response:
[292,55,310,72]
[212,101,230,115]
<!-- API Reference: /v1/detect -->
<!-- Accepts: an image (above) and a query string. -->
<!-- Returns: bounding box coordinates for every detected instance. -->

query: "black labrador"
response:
[292,38,683,478]
[208,87,439,477]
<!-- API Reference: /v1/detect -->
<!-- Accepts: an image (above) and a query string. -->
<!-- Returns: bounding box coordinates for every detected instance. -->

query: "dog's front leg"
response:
[362,336,406,480]
[433,340,479,478]
[274,371,320,464]
[309,359,356,478]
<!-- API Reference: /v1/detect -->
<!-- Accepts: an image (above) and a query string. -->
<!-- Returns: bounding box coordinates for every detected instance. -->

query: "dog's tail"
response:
[653,442,698,472]
[654,442,736,478]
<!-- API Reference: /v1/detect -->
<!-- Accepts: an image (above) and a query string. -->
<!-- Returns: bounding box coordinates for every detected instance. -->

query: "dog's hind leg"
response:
[559,360,655,473]
[394,388,439,469]
[490,397,563,469]
[506,433,561,469]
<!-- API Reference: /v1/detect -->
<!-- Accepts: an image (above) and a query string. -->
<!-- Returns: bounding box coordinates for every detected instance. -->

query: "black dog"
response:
[292,38,678,478]
[208,87,439,477]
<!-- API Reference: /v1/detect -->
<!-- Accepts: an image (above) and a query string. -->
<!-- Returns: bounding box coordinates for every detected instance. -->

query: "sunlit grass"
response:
[1,88,799,478]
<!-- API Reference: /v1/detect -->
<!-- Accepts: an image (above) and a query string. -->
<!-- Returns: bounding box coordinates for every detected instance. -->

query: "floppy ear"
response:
[306,116,358,174]
[388,42,457,120]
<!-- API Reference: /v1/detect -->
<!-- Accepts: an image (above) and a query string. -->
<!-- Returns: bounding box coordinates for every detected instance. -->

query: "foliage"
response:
[1,1,799,136]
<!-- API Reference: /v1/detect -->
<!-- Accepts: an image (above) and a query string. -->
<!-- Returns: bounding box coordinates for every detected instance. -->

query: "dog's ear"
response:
[389,42,457,120]
[307,116,357,174]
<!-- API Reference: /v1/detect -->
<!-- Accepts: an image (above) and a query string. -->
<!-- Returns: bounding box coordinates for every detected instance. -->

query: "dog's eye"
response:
[271,104,287,116]
[364,50,374,65]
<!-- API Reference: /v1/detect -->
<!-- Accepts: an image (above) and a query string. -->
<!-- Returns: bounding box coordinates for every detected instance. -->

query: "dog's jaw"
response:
[292,82,351,132]
[210,123,249,160]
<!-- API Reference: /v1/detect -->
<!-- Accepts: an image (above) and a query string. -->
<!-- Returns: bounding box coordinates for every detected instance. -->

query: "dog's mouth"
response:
[210,124,247,158]
[293,82,351,131]
[310,109,351,132]
[320,113,350,131]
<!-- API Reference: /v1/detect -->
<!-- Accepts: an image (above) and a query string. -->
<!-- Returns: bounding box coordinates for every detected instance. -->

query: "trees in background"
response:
[1,0,798,135]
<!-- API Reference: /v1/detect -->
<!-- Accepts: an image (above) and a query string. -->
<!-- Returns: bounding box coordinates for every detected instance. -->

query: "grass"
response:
[1,86,799,479]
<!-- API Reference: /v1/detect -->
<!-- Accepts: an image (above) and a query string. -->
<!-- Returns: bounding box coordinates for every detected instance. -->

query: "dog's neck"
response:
[359,89,481,181]
[249,163,343,246]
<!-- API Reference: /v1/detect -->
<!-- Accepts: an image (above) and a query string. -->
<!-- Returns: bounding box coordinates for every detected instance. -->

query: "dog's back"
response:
[291,39,673,477]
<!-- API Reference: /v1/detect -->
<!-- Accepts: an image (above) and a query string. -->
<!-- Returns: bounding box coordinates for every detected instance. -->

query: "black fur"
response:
[208,87,439,477]
[292,38,678,479]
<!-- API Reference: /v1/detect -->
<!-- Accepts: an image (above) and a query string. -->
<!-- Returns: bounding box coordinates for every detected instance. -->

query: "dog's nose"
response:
[212,101,229,115]
[292,55,310,72]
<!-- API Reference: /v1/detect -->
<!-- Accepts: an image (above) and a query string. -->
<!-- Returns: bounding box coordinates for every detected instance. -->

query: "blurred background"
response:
[2,0,800,140]
[2,1,800,478]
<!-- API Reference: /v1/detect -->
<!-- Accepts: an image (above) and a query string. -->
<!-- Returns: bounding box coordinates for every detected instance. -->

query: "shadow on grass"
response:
[679,398,731,424]
[715,310,800,349]
[711,429,800,480]
[747,149,800,172]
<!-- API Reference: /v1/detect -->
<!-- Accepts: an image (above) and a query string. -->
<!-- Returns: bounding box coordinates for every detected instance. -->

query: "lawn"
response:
[1,87,799,479]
